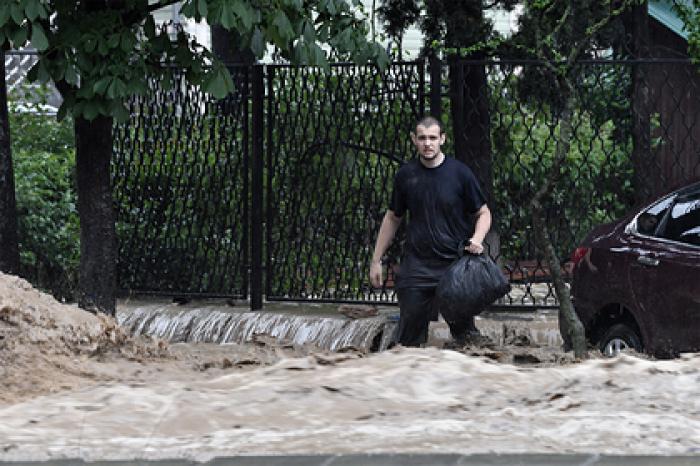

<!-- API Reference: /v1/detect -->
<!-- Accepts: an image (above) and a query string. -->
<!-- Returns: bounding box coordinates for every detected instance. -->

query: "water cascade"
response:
[117,304,397,352]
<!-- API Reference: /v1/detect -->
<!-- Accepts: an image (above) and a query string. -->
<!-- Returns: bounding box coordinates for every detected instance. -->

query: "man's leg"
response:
[395,287,435,347]
[443,312,493,347]
[441,310,481,344]
[444,316,471,344]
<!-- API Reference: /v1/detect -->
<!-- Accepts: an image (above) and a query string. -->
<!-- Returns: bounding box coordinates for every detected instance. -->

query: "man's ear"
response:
[410,132,417,144]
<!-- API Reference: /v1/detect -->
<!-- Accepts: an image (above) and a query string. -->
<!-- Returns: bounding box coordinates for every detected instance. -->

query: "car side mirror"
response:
[637,212,659,235]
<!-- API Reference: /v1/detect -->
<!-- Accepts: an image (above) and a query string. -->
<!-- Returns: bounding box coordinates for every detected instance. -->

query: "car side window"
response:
[636,196,675,236]
[660,194,700,246]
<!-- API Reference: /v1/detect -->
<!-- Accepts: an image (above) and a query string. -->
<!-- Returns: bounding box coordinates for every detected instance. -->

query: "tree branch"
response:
[566,0,637,63]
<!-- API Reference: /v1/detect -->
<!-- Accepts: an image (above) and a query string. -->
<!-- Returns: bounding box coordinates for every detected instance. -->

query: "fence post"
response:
[251,65,264,311]
[265,66,274,302]
[429,56,442,120]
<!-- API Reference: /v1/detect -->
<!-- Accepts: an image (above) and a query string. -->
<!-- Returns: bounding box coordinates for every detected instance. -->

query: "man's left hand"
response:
[464,239,484,255]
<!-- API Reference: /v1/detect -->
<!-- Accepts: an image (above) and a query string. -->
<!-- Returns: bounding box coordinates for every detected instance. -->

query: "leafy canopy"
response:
[675,0,700,63]
[377,0,519,57]
[0,0,388,122]
[505,0,640,109]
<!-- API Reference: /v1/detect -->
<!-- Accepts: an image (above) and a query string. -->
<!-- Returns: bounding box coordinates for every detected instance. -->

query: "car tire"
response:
[599,323,643,357]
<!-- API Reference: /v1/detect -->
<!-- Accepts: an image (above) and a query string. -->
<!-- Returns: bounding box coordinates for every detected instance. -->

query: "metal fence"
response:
[113,66,250,298]
[264,63,424,303]
[111,58,700,308]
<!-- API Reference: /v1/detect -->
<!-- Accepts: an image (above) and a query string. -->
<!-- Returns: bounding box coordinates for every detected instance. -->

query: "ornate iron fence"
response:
[264,62,424,303]
[113,66,250,298]
[110,59,700,308]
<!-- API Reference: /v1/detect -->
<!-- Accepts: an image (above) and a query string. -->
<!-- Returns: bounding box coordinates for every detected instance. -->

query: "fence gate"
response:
[113,66,250,299]
[263,62,425,304]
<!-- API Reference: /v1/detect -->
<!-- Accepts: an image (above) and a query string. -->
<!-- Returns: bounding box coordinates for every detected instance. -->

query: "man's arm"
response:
[465,204,492,255]
[369,210,403,288]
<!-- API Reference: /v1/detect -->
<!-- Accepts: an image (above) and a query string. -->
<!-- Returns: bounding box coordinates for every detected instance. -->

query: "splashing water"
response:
[117,304,395,352]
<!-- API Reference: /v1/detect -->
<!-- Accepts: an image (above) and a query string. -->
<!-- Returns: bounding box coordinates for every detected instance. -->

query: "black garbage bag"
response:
[436,244,511,323]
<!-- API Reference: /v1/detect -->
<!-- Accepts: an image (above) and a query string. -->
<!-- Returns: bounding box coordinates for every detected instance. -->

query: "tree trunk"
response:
[629,2,655,204]
[448,56,500,259]
[0,51,20,275]
[530,99,587,359]
[75,115,116,315]
[449,59,493,203]
[211,26,254,112]
[211,26,255,64]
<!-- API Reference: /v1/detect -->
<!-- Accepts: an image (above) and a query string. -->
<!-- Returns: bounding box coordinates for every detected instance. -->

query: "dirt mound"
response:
[0,273,168,404]
[0,273,330,405]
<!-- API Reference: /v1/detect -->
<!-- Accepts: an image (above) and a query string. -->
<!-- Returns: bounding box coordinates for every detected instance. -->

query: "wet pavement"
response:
[2,454,700,465]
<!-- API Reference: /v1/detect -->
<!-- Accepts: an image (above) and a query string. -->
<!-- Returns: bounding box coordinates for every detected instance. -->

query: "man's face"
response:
[411,124,445,160]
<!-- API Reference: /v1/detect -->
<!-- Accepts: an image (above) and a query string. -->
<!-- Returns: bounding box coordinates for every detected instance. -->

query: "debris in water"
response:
[338,304,379,319]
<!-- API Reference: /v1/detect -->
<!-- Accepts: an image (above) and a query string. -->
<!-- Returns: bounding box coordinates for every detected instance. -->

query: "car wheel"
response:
[599,323,643,357]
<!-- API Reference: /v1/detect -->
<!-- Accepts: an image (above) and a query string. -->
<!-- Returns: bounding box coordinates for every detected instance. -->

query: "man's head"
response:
[411,116,445,162]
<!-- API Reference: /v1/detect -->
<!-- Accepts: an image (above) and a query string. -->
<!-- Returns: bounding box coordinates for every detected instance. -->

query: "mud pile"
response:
[0,273,330,405]
[0,273,172,403]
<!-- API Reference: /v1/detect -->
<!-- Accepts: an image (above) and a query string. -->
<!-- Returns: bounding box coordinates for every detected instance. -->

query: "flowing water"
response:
[117,302,397,352]
[3,273,700,462]
[2,348,700,462]
[116,301,562,351]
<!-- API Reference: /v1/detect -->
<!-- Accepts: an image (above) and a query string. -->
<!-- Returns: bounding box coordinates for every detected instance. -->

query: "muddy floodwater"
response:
[1,272,699,462]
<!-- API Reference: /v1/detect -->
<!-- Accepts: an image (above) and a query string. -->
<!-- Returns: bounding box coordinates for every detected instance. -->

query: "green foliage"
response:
[9,86,79,301]
[14,149,79,301]
[491,106,634,260]
[507,0,639,109]
[437,65,635,262]
[378,0,519,58]
[0,0,388,123]
[675,1,700,64]
[8,84,72,153]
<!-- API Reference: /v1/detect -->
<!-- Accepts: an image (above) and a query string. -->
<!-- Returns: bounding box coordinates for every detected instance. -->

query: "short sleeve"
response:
[462,167,487,213]
[388,170,406,217]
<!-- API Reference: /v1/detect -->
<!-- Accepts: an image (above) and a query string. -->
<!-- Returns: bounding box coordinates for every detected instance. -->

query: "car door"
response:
[628,189,700,354]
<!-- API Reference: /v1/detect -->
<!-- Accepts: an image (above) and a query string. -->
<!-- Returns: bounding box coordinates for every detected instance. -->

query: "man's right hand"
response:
[369,260,383,288]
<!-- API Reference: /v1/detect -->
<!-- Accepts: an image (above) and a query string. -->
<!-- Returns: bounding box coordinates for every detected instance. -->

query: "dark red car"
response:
[570,180,700,357]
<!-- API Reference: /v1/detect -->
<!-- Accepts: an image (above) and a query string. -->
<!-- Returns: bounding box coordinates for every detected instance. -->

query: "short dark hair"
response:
[415,115,444,133]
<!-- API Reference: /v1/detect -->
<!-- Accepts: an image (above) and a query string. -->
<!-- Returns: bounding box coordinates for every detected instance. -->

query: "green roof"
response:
[649,0,691,39]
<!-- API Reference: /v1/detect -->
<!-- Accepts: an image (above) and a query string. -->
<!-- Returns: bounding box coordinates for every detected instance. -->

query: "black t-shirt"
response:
[389,156,486,289]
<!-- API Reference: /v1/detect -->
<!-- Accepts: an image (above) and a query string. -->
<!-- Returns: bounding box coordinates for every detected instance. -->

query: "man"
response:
[369,116,492,347]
